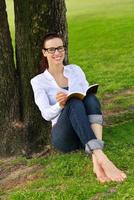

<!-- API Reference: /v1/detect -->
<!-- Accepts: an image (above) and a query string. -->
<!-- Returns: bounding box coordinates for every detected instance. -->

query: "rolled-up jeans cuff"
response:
[88,114,103,125]
[85,139,104,154]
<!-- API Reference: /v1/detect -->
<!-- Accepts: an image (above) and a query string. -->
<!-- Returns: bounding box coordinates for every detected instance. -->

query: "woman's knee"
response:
[84,94,100,106]
[66,98,84,109]
[83,94,102,114]
[67,98,82,105]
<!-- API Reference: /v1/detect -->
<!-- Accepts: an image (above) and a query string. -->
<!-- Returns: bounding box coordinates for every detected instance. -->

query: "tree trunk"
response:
[13,0,68,154]
[0,0,24,156]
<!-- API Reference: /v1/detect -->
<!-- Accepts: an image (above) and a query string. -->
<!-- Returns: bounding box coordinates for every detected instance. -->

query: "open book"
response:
[67,84,99,101]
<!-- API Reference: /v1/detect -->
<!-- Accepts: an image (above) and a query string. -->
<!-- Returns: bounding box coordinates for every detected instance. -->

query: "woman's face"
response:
[42,37,65,66]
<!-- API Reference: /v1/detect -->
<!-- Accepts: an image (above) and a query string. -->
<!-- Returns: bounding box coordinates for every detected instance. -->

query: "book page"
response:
[67,92,85,101]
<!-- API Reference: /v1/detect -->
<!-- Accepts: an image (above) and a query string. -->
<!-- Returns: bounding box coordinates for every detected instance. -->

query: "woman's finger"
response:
[56,97,66,103]
[56,94,67,100]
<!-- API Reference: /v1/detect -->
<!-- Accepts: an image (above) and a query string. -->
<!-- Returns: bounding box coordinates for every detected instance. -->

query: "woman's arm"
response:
[31,79,62,121]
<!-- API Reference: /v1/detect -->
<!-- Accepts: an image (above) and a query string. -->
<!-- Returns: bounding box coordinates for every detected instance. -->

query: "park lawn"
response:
[2,0,134,199]
[0,121,134,200]
[67,0,134,96]
[66,0,134,115]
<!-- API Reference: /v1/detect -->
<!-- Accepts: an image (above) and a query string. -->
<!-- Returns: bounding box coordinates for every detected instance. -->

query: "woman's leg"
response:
[51,105,83,153]
[91,123,108,182]
[83,94,108,182]
[91,124,102,140]
[83,94,127,182]
[83,93,103,139]
[51,98,104,154]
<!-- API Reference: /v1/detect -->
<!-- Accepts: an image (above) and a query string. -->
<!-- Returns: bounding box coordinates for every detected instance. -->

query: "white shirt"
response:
[30,64,89,126]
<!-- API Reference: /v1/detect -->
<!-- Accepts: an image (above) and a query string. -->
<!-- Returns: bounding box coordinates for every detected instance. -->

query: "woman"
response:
[31,33,127,183]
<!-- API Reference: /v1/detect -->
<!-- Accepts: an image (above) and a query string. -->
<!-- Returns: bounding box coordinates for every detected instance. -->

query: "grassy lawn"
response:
[66,0,134,95]
[1,122,134,200]
[2,0,134,199]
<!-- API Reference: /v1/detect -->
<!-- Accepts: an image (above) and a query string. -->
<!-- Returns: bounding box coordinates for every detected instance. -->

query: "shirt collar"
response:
[43,65,70,80]
[43,69,54,80]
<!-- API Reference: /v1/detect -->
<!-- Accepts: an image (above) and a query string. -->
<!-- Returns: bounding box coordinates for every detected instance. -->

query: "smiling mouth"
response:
[53,57,62,60]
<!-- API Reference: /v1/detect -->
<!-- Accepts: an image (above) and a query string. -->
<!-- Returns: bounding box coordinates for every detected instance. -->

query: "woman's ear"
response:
[42,49,47,57]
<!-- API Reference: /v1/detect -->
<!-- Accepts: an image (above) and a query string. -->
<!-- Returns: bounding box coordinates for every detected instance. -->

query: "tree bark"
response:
[13,0,68,154]
[0,0,24,156]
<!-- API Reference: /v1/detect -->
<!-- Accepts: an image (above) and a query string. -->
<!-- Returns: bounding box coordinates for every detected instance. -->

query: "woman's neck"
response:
[48,64,64,76]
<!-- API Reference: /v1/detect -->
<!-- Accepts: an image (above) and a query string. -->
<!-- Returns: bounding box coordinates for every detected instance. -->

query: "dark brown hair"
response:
[38,32,64,73]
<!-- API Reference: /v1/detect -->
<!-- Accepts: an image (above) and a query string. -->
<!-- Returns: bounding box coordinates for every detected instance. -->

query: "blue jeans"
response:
[51,94,104,154]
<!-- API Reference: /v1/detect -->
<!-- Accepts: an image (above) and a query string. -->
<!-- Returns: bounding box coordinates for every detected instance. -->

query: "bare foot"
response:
[93,150,127,182]
[92,154,110,183]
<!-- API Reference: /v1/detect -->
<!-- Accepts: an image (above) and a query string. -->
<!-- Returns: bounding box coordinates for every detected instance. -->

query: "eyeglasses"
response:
[43,46,65,54]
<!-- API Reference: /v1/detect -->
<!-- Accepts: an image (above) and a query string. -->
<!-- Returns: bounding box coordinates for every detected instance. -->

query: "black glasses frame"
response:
[43,45,66,54]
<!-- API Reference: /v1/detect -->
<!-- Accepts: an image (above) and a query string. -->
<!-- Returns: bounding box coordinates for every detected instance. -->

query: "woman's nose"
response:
[54,49,60,55]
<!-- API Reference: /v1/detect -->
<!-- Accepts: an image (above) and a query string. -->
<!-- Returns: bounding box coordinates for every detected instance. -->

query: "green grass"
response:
[3,0,134,199]
[103,93,134,112]
[67,0,134,113]
[5,0,15,48]
[67,0,134,96]
[5,121,134,200]
[66,0,134,18]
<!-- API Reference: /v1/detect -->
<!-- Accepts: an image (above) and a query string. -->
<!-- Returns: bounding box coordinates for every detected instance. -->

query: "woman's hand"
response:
[56,92,68,108]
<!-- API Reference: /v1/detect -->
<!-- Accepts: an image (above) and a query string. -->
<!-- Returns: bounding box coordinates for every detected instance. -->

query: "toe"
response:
[97,177,106,183]
[121,172,127,179]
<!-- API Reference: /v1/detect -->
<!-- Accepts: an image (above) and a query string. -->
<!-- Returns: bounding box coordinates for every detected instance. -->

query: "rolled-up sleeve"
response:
[31,79,62,121]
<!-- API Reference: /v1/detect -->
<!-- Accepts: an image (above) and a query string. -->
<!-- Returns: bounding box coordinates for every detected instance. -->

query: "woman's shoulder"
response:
[64,64,82,72]
[30,72,45,85]
[65,64,85,76]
